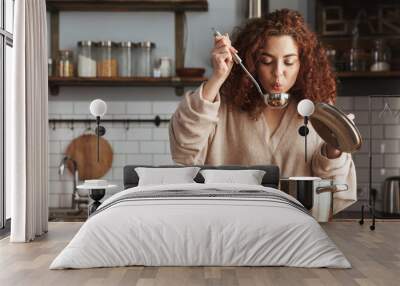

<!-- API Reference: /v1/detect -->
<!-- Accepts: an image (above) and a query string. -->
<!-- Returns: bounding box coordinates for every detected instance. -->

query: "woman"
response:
[169,9,356,214]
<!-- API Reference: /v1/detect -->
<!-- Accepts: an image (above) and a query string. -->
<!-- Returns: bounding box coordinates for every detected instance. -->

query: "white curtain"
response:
[7,0,49,242]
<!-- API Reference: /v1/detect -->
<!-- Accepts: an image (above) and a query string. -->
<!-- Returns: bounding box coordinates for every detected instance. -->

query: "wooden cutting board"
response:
[65,134,113,180]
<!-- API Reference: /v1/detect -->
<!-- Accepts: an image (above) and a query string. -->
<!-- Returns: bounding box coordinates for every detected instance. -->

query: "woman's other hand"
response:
[325,113,354,158]
[325,143,342,159]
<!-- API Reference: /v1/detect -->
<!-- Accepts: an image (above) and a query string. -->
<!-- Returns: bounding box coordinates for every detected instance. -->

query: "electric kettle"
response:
[382,176,400,215]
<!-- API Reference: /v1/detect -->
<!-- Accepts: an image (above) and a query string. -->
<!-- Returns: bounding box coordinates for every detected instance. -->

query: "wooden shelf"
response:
[46,1,209,96]
[48,76,207,95]
[46,0,208,12]
[336,71,400,79]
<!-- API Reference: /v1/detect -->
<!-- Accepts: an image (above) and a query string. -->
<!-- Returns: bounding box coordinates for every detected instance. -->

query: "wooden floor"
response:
[0,222,399,286]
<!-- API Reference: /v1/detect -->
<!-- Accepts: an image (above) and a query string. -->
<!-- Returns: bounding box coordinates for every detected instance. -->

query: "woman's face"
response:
[257,35,300,94]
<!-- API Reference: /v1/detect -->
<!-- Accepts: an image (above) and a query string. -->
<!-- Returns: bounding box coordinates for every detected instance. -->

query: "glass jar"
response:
[137,41,156,77]
[77,40,97,77]
[159,57,173,77]
[118,41,133,77]
[348,48,367,72]
[48,58,53,76]
[97,40,118,77]
[370,39,391,72]
[58,50,74,77]
[326,48,336,71]
[131,42,140,76]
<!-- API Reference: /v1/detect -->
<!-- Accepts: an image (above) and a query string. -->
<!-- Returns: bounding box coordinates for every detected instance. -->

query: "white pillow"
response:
[200,169,266,185]
[135,167,201,186]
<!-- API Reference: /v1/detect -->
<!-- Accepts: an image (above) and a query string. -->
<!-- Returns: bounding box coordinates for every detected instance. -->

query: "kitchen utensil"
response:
[65,134,113,180]
[280,177,348,222]
[281,177,317,210]
[382,176,400,215]
[310,103,362,153]
[212,28,290,109]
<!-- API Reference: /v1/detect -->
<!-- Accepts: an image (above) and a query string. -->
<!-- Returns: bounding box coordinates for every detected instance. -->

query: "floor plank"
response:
[0,221,399,286]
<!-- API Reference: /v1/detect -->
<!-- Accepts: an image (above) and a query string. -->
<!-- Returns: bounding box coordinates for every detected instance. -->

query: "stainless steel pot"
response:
[280,177,348,221]
[382,176,400,215]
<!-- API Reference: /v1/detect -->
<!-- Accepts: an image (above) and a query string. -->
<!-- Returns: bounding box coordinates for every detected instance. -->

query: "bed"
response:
[50,165,351,269]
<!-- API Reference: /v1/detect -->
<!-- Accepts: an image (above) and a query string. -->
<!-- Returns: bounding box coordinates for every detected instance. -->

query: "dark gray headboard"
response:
[123,165,280,189]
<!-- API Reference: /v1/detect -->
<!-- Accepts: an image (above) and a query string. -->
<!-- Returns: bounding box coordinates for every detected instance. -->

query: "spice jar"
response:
[48,58,53,77]
[58,50,74,77]
[370,39,391,72]
[159,57,173,77]
[137,41,156,77]
[118,41,133,77]
[347,48,367,72]
[131,42,140,76]
[77,40,97,77]
[97,40,118,77]
[326,48,336,71]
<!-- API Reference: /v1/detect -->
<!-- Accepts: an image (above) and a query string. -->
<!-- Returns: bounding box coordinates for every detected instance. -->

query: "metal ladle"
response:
[212,28,290,109]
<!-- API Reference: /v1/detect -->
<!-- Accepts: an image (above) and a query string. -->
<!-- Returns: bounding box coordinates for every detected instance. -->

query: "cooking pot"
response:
[280,177,348,222]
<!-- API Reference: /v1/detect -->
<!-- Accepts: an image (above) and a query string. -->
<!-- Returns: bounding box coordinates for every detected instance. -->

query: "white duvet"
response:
[50,183,351,269]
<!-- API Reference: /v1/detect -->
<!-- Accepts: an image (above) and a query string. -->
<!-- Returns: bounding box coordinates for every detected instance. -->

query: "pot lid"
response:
[310,103,362,153]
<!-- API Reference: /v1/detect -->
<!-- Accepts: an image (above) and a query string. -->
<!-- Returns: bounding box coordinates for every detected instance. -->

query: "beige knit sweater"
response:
[169,84,357,214]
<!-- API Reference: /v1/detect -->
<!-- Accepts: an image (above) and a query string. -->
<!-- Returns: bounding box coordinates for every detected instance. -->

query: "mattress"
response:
[50,183,351,269]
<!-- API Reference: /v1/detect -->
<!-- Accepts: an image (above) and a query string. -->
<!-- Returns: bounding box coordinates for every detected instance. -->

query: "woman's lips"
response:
[271,85,284,93]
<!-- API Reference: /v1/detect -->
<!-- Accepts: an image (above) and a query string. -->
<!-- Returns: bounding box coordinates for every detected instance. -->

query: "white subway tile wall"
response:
[336,96,400,211]
[49,96,400,212]
[49,100,178,208]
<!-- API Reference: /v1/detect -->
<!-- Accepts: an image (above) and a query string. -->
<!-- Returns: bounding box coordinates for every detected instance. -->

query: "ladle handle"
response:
[238,62,264,96]
[232,53,242,64]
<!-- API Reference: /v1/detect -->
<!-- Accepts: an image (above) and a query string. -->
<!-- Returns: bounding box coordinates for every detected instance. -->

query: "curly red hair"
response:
[221,9,337,119]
